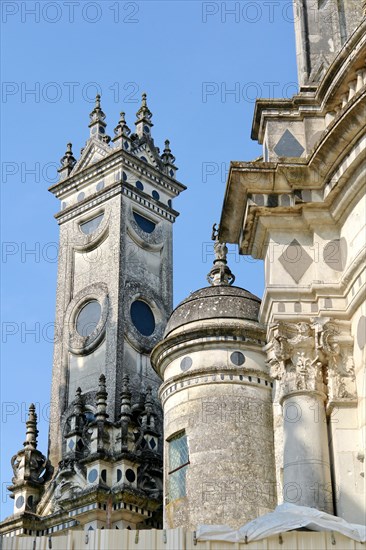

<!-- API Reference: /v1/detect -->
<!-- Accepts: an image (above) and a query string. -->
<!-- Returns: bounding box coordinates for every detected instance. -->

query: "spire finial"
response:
[135,92,153,137]
[24,403,38,450]
[136,92,152,121]
[58,142,76,179]
[207,224,235,287]
[113,111,131,140]
[161,139,177,178]
[120,375,132,451]
[95,374,108,421]
[88,94,107,139]
[120,374,132,418]
[72,386,83,416]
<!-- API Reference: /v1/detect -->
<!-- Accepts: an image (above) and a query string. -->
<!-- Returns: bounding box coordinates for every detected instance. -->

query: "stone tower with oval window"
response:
[3,94,185,533]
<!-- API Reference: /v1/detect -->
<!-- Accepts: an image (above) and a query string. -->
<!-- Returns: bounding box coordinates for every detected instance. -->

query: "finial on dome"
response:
[207,223,235,287]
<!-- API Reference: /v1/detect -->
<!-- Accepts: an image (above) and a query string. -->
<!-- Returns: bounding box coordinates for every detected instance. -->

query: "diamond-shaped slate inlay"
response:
[279,239,313,282]
[274,130,305,158]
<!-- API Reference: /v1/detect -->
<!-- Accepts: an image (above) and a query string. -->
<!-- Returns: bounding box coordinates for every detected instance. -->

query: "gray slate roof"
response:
[165,286,261,336]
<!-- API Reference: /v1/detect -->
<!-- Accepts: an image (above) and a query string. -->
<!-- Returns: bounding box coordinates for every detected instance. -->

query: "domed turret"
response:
[151,227,276,530]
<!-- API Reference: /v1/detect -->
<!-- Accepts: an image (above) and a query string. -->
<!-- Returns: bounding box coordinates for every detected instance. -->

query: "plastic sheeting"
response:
[196,503,366,543]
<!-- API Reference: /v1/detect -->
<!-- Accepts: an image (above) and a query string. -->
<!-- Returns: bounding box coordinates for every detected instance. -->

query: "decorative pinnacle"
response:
[95,374,108,421]
[114,111,131,137]
[145,386,153,413]
[24,403,38,450]
[73,387,83,415]
[59,142,76,171]
[89,94,106,126]
[142,386,156,432]
[120,374,131,419]
[207,223,235,287]
[161,139,176,165]
[136,92,153,122]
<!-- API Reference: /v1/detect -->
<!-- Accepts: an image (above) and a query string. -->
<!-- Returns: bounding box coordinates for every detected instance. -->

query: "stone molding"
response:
[123,280,167,354]
[66,283,109,355]
[151,319,266,377]
[49,147,186,199]
[71,207,110,250]
[126,203,164,250]
[159,368,273,406]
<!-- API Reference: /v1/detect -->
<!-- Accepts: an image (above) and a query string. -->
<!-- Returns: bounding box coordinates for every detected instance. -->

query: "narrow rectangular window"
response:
[167,432,189,502]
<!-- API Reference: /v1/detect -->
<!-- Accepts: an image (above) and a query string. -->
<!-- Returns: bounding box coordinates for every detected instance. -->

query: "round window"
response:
[88,469,98,483]
[130,300,155,336]
[15,495,24,509]
[76,300,102,337]
[230,351,245,366]
[180,356,193,372]
[152,190,160,201]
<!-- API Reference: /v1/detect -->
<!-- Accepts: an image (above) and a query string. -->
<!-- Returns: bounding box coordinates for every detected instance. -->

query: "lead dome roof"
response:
[164,285,261,337]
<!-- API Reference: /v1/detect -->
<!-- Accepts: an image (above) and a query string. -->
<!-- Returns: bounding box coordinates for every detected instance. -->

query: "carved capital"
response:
[320,322,357,409]
[268,321,326,401]
[268,319,357,408]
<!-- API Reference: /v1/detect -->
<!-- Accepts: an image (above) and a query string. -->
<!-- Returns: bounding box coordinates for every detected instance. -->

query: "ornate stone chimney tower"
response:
[0,94,186,536]
[151,228,277,530]
[293,0,364,86]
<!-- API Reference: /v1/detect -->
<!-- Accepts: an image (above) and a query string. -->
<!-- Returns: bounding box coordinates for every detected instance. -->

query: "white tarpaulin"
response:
[196,503,366,543]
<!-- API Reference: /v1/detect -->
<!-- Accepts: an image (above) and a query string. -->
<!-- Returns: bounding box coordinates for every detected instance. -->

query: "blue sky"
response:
[0,1,297,518]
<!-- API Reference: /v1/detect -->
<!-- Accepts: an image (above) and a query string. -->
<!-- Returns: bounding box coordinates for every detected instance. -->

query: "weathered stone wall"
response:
[152,310,277,530]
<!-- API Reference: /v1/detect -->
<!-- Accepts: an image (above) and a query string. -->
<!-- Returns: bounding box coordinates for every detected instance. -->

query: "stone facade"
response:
[220,11,366,526]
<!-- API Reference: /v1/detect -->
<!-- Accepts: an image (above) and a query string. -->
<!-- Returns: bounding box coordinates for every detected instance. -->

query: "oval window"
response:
[80,213,104,235]
[76,300,102,337]
[152,190,160,201]
[133,212,156,234]
[130,300,155,336]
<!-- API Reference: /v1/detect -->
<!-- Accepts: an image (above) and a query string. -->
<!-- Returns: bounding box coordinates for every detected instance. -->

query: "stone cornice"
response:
[220,92,366,249]
[259,251,365,325]
[55,179,179,225]
[49,146,186,198]
[151,320,266,378]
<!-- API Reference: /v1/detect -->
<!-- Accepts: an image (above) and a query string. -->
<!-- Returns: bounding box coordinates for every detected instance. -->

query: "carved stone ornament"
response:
[268,319,357,407]
[269,321,326,401]
[320,322,357,404]
[67,282,109,355]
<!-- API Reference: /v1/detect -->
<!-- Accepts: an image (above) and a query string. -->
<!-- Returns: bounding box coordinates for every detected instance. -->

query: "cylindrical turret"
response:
[151,242,277,529]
